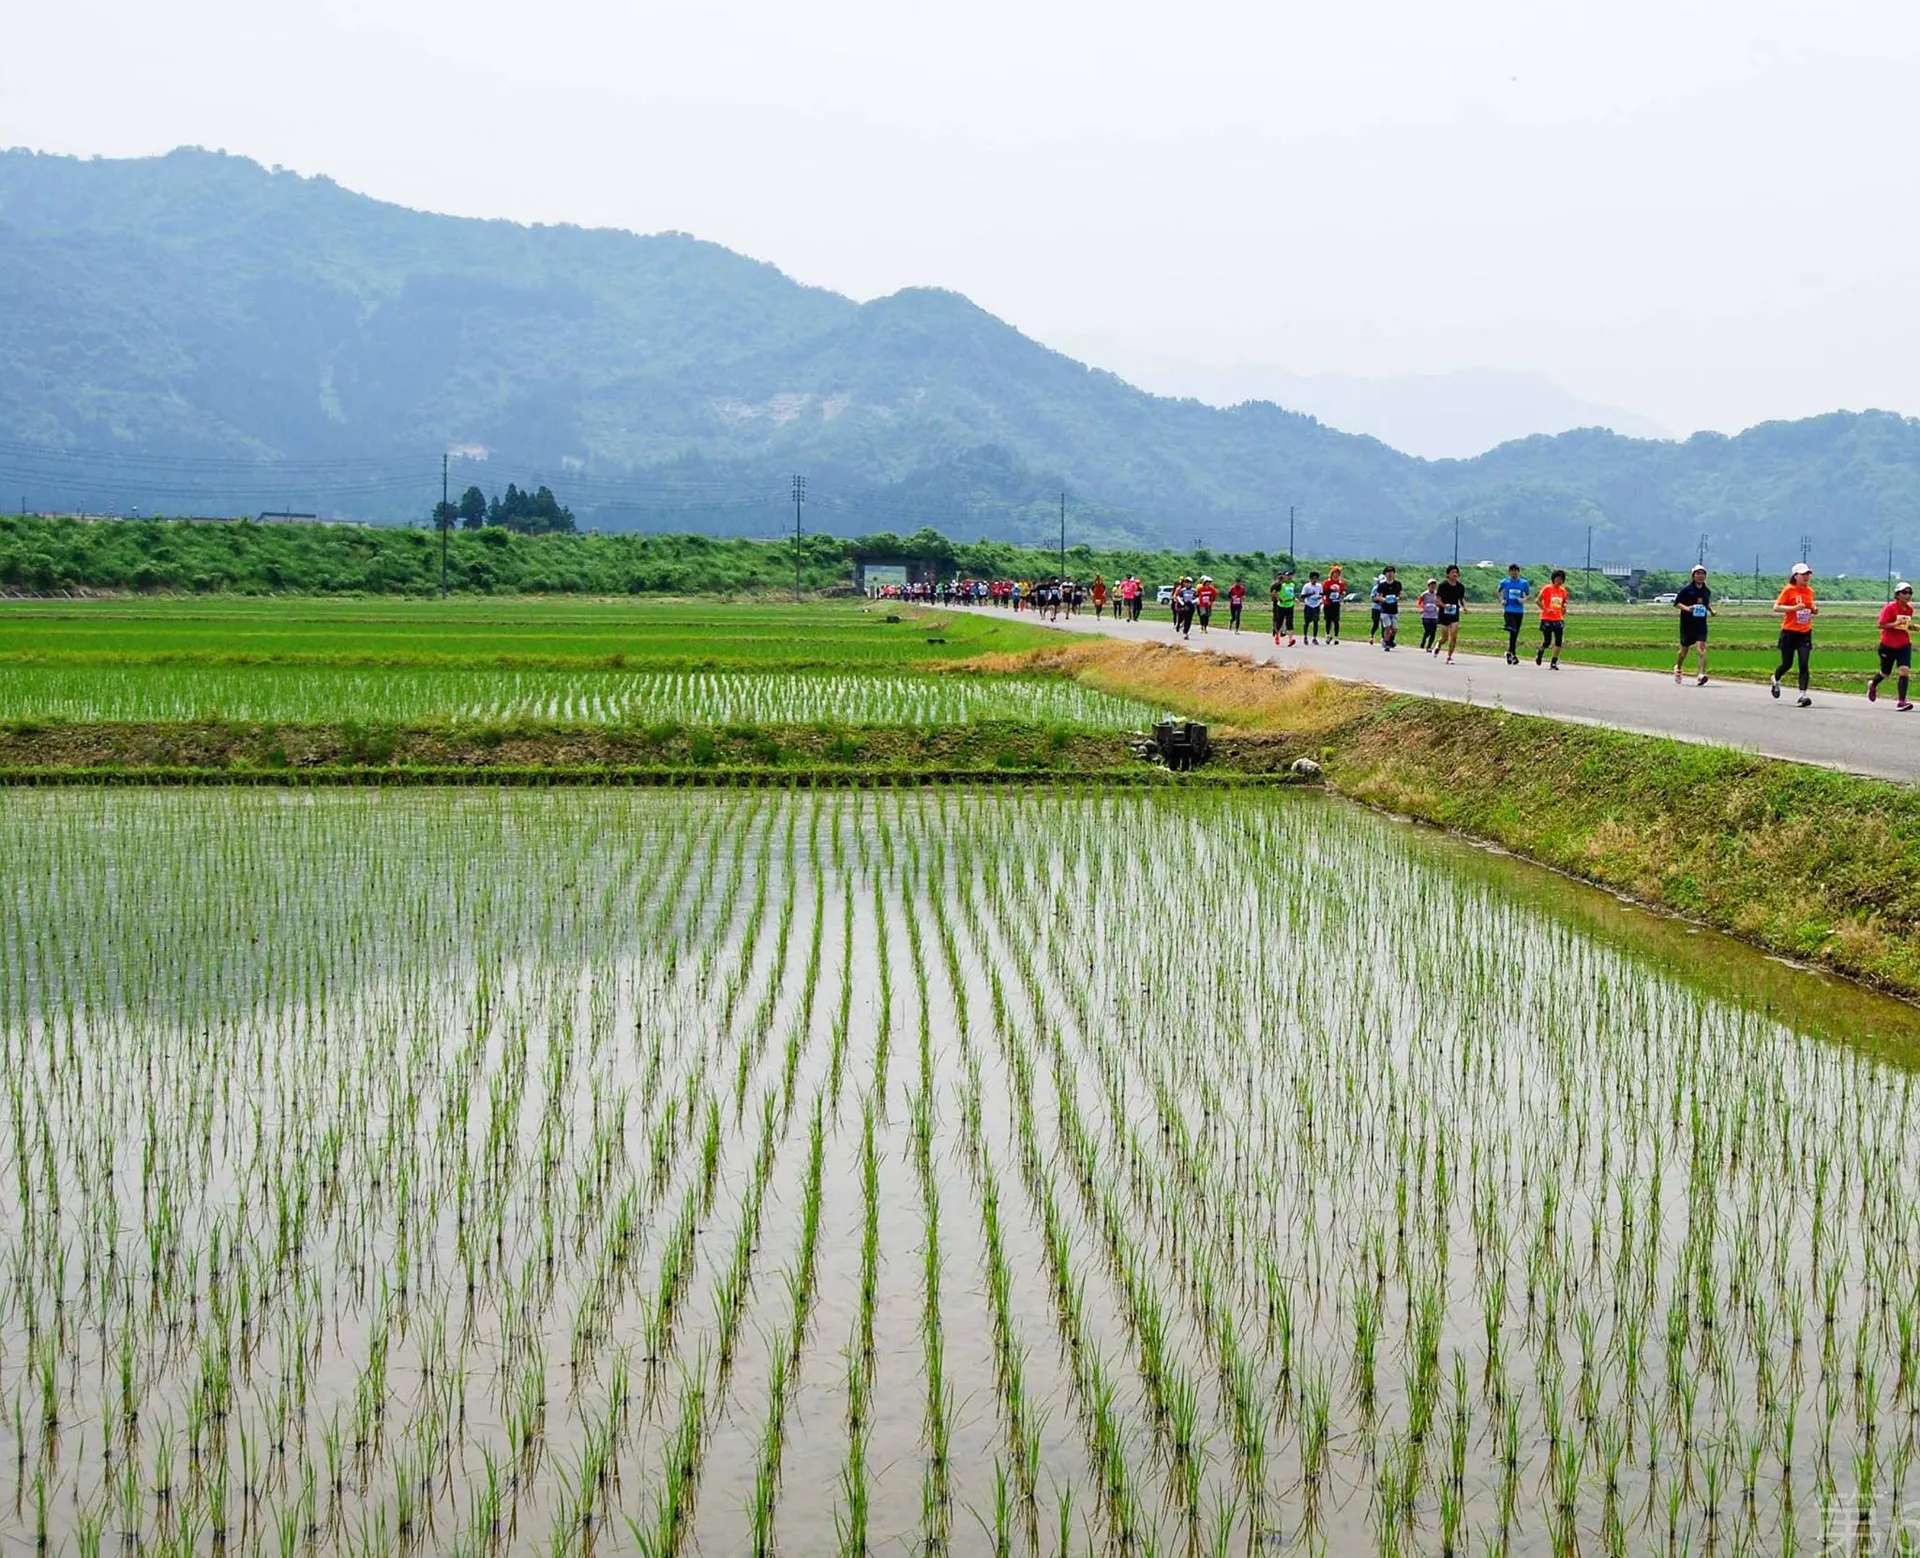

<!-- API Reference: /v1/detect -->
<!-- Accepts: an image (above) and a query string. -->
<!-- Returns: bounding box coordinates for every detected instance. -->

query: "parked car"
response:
[1155,584,1175,606]
[1650,592,1679,606]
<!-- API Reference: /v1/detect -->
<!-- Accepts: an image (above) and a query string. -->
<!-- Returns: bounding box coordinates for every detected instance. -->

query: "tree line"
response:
[432,484,576,535]
[2,512,1899,601]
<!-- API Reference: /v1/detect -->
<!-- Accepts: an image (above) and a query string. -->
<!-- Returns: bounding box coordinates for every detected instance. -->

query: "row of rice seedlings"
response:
[0,665,1159,729]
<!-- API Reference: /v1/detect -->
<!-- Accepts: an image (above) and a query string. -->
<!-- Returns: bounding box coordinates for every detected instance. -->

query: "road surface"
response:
[1022,608,1920,784]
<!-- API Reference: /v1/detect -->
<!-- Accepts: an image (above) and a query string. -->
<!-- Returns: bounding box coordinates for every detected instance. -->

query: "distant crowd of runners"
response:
[880,561,1913,710]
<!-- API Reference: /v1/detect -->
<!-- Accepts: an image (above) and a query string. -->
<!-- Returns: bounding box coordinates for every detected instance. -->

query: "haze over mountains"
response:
[4,146,1919,569]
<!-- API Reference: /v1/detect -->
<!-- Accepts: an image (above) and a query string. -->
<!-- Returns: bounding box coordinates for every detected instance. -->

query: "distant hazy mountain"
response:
[1057,344,1669,459]
[3,146,1920,568]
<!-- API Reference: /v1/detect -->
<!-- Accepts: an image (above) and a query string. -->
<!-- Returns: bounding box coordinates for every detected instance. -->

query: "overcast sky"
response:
[5,0,1916,436]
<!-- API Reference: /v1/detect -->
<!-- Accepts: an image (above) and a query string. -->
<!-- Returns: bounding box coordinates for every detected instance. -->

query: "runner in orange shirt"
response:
[1770,562,1818,707]
[1534,569,1569,669]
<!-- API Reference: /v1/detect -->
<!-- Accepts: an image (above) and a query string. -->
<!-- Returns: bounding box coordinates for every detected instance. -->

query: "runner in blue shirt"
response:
[1498,564,1531,664]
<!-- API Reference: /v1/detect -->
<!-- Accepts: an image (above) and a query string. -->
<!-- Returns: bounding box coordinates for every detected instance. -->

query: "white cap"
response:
[1791,562,1811,576]
[1898,581,1914,594]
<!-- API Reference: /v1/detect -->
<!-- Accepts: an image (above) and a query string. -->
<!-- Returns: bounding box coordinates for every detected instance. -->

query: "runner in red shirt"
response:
[1868,582,1915,711]
[1226,578,1247,633]
[1195,577,1218,633]
[1534,570,1570,669]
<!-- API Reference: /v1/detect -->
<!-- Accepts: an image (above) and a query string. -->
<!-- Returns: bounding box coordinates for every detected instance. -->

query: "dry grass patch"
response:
[942,638,1365,733]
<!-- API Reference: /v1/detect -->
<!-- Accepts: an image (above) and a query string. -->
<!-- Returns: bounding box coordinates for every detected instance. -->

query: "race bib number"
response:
[1795,608,1811,626]
[1692,605,1707,617]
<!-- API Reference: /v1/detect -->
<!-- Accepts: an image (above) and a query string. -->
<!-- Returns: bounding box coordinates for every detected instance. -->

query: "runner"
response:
[1091,574,1108,619]
[1173,575,1198,638]
[1498,564,1531,664]
[1373,567,1404,650]
[1868,582,1915,711]
[1534,569,1569,669]
[1673,565,1715,684]
[1195,575,1218,633]
[1271,569,1297,645]
[1227,576,1247,633]
[1323,567,1345,645]
[1770,562,1817,706]
[1300,572,1325,643]
[1369,571,1388,644]
[1127,575,1143,622]
[1417,577,1440,652]
[1435,565,1466,663]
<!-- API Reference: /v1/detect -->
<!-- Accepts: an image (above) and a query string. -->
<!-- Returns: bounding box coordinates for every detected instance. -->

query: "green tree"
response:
[457,485,488,530]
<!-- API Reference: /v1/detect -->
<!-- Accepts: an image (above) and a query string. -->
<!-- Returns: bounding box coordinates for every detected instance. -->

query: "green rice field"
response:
[0,667,1155,730]
[0,598,1151,733]
[4,785,1918,1555]
[0,599,1055,672]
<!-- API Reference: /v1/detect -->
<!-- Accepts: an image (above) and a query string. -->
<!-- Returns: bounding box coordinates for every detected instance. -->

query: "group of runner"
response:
[1752,562,1914,710]
[930,575,1149,618]
[933,559,1915,710]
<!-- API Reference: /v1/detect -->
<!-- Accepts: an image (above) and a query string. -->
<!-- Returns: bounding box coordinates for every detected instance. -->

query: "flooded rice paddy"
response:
[2,787,1918,1556]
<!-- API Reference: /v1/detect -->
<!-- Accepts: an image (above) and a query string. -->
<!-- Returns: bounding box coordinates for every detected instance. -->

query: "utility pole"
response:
[1059,491,1067,579]
[1754,553,1760,601]
[792,475,806,601]
[1697,532,1709,567]
[1584,525,1592,603]
[439,453,450,599]
[1288,505,1296,567]
[1452,516,1460,570]
[1799,533,1812,569]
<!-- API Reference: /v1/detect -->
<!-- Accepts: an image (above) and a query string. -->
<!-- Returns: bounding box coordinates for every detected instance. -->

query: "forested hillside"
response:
[5,147,1920,568]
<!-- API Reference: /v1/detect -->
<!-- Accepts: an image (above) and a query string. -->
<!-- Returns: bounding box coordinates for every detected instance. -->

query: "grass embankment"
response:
[977,638,1920,998]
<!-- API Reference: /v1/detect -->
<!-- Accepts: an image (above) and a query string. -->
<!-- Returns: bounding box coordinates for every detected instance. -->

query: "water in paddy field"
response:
[1,788,1917,1558]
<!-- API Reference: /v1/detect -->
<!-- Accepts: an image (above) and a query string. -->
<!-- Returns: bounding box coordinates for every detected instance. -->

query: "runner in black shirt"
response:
[1673,567,1716,685]
[1435,566,1467,664]
[1373,567,1405,650]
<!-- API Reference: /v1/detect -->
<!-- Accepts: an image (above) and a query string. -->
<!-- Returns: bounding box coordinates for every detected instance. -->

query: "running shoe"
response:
[1535,650,1544,666]
[1288,635,1296,646]
[1550,660,1559,670]
[1900,701,1914,712]
[1770,676,1781,699]
[1674,668,1683,684]
[1869,679,1880,703]
[1696,676,1708,687]
[1796,695,1813,707]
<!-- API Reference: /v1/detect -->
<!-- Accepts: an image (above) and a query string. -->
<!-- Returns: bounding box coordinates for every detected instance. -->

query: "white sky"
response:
[5,0,1917,435]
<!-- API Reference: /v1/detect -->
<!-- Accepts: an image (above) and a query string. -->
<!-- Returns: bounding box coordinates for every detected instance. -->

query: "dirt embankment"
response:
[0,717,1155,777]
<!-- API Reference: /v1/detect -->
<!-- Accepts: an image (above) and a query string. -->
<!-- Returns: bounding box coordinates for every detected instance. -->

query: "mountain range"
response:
[3,145,1919,569]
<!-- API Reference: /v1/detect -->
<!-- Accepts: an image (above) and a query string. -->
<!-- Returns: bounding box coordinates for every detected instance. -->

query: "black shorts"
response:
[1680,617,1709,646]
[1777,629,1813,653]
[1880,643,1913,674]
[1438,609,1460,628]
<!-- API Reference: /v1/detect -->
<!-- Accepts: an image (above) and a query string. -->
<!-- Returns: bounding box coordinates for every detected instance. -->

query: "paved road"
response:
[1022,608,1920,784]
